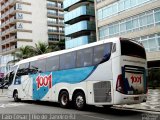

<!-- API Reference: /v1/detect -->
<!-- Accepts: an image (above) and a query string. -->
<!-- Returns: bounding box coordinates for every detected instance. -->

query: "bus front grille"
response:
[93,81,111,103]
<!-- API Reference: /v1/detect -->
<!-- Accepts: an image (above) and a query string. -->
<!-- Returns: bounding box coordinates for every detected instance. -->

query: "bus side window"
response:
[93,43,112,65]
[46,56,59,72]
[77,47,93,67]
[93,44,105,65]
[102,43,112,62]
[60,52,76,70]
[16,63,29,77]
[30,59,46,73]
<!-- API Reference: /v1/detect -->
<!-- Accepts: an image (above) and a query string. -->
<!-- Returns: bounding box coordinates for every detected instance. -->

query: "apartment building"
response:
[95,0,160,67]
[0,0,64,74]
[63,0,96,49]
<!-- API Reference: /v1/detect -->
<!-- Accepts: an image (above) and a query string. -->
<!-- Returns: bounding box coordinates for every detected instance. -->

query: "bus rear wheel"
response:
[59,91,69,108]
[73,92,86,110]
[13,91,21,102]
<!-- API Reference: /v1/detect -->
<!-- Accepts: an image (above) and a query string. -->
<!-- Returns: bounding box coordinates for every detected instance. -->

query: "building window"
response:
[47,10,57,15]
[136,33,160,52]
[48,26,58,32]
[97,0,158,21]
[47,1,56,7]
[47,18,57,24]
[99,8,160,40]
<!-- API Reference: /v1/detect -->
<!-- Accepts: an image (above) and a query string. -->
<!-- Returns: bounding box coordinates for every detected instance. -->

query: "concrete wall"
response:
[31,0,48,45]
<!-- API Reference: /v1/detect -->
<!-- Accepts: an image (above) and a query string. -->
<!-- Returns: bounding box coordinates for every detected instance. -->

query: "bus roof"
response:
[14,37,137,66]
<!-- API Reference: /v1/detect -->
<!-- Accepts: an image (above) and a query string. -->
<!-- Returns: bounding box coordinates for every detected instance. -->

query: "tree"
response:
[8,40,65,65]
[8,45,34,65]
[34,42,52,55]
[50,39,65,51]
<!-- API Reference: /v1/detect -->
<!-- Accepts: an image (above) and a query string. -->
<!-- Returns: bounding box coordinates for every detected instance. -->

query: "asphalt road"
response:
[0,97,159,120]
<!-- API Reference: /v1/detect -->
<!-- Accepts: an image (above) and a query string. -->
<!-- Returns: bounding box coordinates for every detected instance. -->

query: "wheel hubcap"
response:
[14,93,18,100]
[61,95,68,106]
[76,96,84,108]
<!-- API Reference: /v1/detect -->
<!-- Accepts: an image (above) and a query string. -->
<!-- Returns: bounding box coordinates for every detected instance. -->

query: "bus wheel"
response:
[73,92,86,110]
[59,91,69,108]
[13,91,21,102]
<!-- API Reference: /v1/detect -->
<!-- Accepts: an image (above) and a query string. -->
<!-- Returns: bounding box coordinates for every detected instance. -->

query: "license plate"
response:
[134,97,139,100]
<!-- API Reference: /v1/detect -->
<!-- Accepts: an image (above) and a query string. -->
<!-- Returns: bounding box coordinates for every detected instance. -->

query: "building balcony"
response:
[64,5,95,24]
[47,21,64,26]
[1,7,15,20]
[1,36,15,45]
[65,35,96,49]
[1,31,6,36]
[1,16,16,29]
[2,45,17,54]
[2,48,6,52]
[48,29,64,35]
[10,6,16,15]
[0,0,17,12]
[0,0,4,3]
[10,25,16,32]
[48,38,60,42]
[47,12,59,18]
[47,3,63,10]
[6,19,10,24]
[47,0,63,3]
[65,21,95,37]
[1,4,5,10]
[63,0,94,10]
[1,22,6,27]
[10,16,16,23]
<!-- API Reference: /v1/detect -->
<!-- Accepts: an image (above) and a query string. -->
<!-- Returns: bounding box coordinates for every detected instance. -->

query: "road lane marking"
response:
[80,114,110,120]
[0,103,27,108]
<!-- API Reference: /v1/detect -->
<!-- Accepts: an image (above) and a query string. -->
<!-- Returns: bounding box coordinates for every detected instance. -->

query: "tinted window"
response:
[77,47,93,67]
[30,59,46,73]
[121,40,146,59]
[60,52,76,70]
[16,63,29,76]
[46,56,59,72]
[93,43,112,65]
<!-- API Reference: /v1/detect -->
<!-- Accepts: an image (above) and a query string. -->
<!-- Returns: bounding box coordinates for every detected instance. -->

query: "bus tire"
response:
[13,91,21,102]
[73,92,86,110]
[59,91,69,108]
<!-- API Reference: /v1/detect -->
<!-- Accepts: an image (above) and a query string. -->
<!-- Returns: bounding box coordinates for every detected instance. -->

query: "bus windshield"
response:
[121,40,146,59]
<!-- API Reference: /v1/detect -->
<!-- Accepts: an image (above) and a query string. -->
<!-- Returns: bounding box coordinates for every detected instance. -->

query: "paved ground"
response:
[0,97,159,120]
[1,89,160,112]
[116,89,160,112]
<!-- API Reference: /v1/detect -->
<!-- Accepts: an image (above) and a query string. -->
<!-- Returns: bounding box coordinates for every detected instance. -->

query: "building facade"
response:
[95,0,160,67]
[63,0,96,49]
[0,0,64,74]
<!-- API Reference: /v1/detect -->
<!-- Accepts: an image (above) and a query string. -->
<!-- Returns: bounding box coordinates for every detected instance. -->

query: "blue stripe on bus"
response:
[32,66,96,100]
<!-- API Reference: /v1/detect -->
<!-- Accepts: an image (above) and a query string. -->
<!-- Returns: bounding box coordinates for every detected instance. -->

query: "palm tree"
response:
[7,41,65,65]
[8,45,34,65]
[50,39,65,51]
[34,42,52,55]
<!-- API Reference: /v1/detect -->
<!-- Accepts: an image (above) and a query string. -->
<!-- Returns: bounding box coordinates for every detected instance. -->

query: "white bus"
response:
[6,37,147,110]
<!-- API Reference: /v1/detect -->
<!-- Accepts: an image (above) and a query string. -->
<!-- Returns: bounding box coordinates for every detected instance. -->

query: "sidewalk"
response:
[115,89,160,112]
